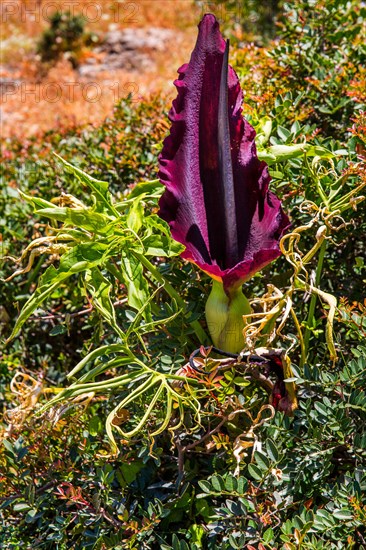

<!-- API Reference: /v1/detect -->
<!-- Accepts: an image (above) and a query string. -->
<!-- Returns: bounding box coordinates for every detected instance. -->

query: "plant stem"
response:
[205,280,250,353]
[290,307,306,368]
[305,155,329,206]
[303,238,327,361]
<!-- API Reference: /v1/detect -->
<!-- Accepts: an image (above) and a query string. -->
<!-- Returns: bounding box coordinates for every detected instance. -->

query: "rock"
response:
[78,27,175,76]
[102,28,174,53]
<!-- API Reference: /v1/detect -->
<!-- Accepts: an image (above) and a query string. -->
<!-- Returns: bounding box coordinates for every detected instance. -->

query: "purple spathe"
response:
[158,14,290,292]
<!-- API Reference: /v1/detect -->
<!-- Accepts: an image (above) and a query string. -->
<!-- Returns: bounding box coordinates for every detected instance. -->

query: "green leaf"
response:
[237,477,247,494]
[86,268,118,330]
[25,509,41,523]
[254,450,270,471]
[258,143,306,163]
[314,401,329,416]
[318,98,352,114]
[67,343,129,379]
[314,509,336,529]
[3,440,15,455]
[247,463,263,481]
[197,480,212,494]
[224,474,238,493]
[195,498,211,519]
[258,143,334,164]
[143,216,185,257]
[333,509,354,520]
[127,199,143,234]
[144,235,185,257]
[120,250,151,321]
[13,503,31,512]
[256,117,272,146]
[263,527,274,543]
[269,169,284,179]
[188,524,205,545]
[232,376,250,387]
[305,145,335,158]
[127,294,181,340]
[36,207,112,234]
[128,179,163,200]
[88,415,103,436]
[266,439,279,462]
[118,461,143,485]
[49,325,68,336]
[277,125,291,141]
[211,475,225,492]
[18,190,57,210]
[54,154,118,216]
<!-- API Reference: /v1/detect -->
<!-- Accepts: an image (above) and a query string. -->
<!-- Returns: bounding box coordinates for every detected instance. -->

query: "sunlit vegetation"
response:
[1,1,366,548]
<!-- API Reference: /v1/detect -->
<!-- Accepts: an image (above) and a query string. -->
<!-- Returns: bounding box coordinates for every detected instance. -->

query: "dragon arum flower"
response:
[158,14,290,352]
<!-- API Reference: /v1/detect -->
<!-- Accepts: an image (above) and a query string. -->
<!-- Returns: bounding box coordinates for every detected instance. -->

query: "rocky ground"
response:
[0,0,201,138]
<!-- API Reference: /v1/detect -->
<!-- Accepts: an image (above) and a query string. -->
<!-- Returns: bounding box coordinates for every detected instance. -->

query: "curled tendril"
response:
[242,286,301,360]
[322,210,352,232]
[232,404,275,476]
[299,200,320,216]
[3,372,44,429]
[103,371,205,456]
[2,235,75,282]
[1,371,89,443]
[240,191,344,369]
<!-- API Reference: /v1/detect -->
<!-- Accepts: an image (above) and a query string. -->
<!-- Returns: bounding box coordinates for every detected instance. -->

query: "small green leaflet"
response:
[127,179,163,200]
[143,216,185,257]
[18,190,57,210]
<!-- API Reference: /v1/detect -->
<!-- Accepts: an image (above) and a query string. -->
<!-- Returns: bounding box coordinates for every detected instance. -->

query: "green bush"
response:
[272,0,366,135]
[195,0,283,42]
[0,96,167,377]
[37,11,86,67]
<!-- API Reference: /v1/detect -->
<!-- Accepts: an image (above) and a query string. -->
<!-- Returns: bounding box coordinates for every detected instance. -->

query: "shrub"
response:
[195,0,283,42]
[37,11,86,67]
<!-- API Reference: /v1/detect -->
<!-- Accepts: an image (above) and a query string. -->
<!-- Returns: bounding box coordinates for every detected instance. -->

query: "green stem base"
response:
[205,280,251,353]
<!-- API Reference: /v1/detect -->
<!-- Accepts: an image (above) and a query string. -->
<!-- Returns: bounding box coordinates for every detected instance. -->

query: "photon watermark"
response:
[1,81,140,103]
[1,1,140,24]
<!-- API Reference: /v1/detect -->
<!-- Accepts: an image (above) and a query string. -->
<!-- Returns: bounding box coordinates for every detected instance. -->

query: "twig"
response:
[176,416,228,478]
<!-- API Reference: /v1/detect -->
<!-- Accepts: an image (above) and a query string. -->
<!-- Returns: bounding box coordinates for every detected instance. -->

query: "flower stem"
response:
[205,280,251,353]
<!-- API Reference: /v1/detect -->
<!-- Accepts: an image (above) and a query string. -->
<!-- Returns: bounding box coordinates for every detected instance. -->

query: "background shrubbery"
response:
[36,10,100,68]
[1,1,366,548]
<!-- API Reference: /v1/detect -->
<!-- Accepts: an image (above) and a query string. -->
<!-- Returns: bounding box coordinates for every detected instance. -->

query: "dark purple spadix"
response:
[218,39,238,269]
[158,14,290,292]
